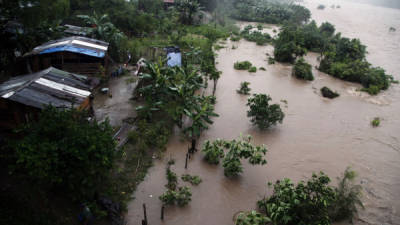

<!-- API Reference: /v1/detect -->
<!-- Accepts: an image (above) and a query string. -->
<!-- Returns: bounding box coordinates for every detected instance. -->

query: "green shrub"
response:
[329,168,364,222]
[321,87,340,99]
[293,58,314,81]
[242,30,271,45]
[259,67,266,71]
[268,57,275,65]
[202,139,225,164]
[231,35,241,41]
[10,106,116,200]
[234,61,253,70]
[166,168,178,190]
[371,117,380,127]
[247,94,285,129]
[235,210,271,225]
[128,119,172,151]
[258,172,336,225]
[175,186,192,206]
[202,135,267,177]
[248,66,257,73]
[181,174,202,185]
[237,81,251,95]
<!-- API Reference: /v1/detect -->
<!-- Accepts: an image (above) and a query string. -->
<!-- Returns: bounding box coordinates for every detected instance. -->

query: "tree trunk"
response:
[212,79,218,96]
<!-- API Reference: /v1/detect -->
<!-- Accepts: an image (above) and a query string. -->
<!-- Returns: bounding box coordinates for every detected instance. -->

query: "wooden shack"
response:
[0,67,95,133]
[25,36,109,76]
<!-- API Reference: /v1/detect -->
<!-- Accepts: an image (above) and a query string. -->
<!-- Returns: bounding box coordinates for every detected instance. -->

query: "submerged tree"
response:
[293,57,314,81]
[202,135,268,177]
[247,94,285,129]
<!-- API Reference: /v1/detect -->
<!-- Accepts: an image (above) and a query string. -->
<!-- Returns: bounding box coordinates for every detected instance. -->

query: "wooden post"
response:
[161,205,164,220]
[185,153,188,169]
[143,203,147,225]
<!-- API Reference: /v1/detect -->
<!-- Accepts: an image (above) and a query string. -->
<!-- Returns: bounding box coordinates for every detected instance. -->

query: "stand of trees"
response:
[273,21,396,94]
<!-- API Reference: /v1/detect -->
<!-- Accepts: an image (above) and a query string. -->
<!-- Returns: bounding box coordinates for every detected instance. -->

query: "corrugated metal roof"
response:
[25,36,109,58]
[0,67,92,109]
[64,24,88,36]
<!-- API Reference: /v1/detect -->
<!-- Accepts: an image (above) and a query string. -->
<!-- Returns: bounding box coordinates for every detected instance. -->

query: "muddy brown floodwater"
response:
[126,1,400,224]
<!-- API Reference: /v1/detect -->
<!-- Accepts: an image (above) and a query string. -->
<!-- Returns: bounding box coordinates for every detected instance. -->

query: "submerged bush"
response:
[321,87,340,99]
[371,117,380,127]
[202,135,268,177]
[235,210,271,225]
[237,81,251,95]
[329,168,364,222]
[293,57,314,81]
[202,139,226,164]
[242,30,271,46]
[257,169,363,224]
[247,94,285,129]
[234,61,253,70]
[181,174,202,185]
[248,66,257,73]
[258,172,336,225]
[231,35,241,41]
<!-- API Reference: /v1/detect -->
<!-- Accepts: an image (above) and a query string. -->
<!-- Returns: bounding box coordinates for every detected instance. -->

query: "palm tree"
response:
[175,0,203,25]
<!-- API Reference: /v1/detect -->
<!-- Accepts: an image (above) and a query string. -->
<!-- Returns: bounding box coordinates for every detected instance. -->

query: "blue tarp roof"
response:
[40,46,105,58]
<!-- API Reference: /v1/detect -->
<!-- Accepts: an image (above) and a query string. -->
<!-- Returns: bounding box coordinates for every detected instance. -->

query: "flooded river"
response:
[126,1,400,224]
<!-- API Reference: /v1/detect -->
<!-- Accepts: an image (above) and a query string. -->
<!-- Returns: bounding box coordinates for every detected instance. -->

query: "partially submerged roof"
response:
[25,36,109,58]
[0,67,92,109]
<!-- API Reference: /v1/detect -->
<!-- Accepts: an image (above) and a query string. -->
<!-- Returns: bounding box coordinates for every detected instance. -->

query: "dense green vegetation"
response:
[234,60,253,70]
[9,107,116,201]
[235,210,271,225]
[240,25,272,45]
[256,169,363,225]
[293,57,314,81]
[202,135,267,177]
[230,0,311,25]
[273,20,396,94]
[247,94,285,129]
[181,174,202,185]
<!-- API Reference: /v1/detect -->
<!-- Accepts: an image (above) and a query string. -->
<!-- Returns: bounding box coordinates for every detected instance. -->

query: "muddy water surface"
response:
[126,1,400,224]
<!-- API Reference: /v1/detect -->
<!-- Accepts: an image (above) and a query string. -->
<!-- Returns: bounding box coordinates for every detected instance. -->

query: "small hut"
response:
[0,67,95,133]
[25,36,109,76]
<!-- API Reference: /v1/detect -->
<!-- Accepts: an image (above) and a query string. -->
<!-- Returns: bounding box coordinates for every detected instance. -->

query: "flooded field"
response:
[126,1,400,224]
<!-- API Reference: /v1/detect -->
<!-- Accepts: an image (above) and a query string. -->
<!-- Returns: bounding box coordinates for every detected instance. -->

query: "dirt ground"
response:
[93,70,139,128]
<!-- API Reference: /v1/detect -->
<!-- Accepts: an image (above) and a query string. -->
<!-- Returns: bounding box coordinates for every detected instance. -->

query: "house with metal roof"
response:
[0,67,95,132]
[25,36,109,76]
